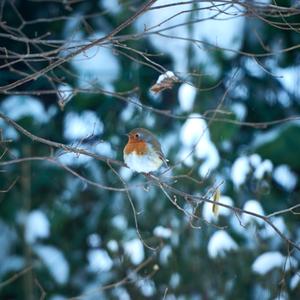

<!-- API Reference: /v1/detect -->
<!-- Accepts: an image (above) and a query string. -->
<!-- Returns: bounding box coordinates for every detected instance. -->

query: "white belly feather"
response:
[124,151,163,173]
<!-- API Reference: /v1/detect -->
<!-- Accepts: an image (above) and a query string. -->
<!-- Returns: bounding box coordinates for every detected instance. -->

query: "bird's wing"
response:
[141,128,169,166]
[152,139,169,166]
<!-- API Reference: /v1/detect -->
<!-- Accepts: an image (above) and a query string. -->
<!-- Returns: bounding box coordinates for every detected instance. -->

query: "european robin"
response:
[123,128,167,173]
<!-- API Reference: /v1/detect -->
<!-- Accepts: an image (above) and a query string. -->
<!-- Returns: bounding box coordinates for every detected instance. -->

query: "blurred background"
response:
[0,0,300,299]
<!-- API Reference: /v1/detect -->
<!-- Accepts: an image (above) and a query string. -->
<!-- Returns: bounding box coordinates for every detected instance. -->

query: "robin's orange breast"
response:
[124,140,148,156]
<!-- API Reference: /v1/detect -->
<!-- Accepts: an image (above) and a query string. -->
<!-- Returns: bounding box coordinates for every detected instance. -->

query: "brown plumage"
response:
[123,139,148,156]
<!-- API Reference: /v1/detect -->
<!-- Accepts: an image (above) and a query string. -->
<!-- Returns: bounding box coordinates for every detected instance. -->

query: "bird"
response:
[123,128,167,173]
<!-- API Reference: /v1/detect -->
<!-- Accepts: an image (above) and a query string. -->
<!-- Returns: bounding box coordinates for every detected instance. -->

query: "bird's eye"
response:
[135,133,139,138]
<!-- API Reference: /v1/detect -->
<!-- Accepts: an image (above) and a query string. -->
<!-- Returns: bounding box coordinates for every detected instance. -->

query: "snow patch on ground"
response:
[249,153,262,168]
[57,151,92,166]
[160,245,172,265]
[273,164,298,191]
[231,102,247,120]
[111,215,128,230]
[178,83,197,112]
[1,96,55,123]
[252,251,298,275]
[33,245,69,285]
[119,167,133,181]
[231,154,273,187]
[100,0,122,14]
[95,141,115,157]
[136,1,245,74]
[254,159,273,179]
[242,200,265,225]
[124,239,144,265]
[208,230,238,258]
[87,233,101,248]
[139,279,156,296]
[87,249,113,272]
[64,110,104,140]
[231,156,250,187]
[153,226,172,238]
[179,114,220,176]
[275,66,300,99]
[169,273,180,288]
[135,0,192,72]
[107,240,119,252]
[25,210,50,244]
[260,216,287,239]
[290,273,300,290]
[244,57,265,78]
[70,33,120,89]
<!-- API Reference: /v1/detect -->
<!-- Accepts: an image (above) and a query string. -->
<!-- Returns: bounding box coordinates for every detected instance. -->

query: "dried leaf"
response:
[150,71,179,94]
[212,188,221,216]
